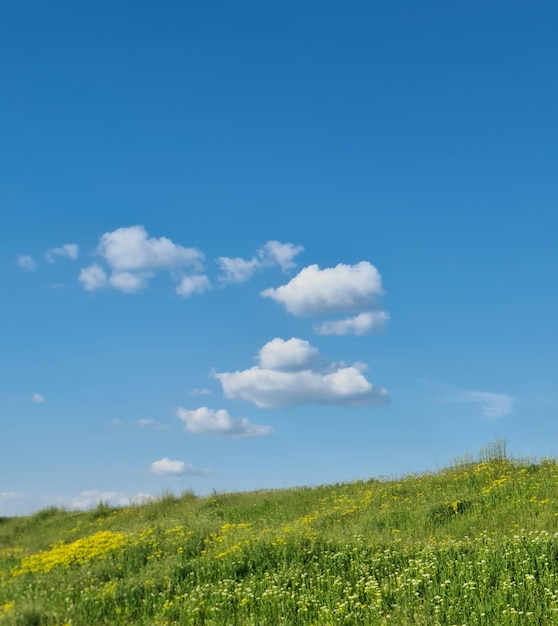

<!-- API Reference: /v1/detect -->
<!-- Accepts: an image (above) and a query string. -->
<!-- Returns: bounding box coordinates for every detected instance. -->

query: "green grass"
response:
[3,444,558,624]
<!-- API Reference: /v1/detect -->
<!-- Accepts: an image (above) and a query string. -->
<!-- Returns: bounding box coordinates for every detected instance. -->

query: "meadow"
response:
[2,441,558,625]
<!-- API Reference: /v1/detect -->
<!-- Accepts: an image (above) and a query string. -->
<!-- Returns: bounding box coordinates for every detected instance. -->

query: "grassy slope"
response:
[2,449,558,624]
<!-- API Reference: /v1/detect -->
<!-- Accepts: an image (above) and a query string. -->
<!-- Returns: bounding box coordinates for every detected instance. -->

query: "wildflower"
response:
[12,531,127,575]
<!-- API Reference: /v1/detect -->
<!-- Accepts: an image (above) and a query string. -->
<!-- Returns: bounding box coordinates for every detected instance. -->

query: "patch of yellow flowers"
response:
[12,530,127,576]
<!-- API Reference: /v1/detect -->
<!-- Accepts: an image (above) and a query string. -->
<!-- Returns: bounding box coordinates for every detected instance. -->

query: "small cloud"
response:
[17,255,37,271]
[261,261,384,316]
[352,361,368,372]
[45,244,79,263]
[0,492,23,502]
[176,407,274,437]
[71,490,145,510]
[259,241,304,272]
[79,264,107,291]
[217,256,261,283]
[217,241,303,284]
[2,491,156,515]
[150,457,186,475]
[150,457,212,476]
[461,391,514,419]
[112,419,124,427]
[439,386,515,419]
[176,274,211,297]
[138,419,170,430]
[32,393,45,403]
[190,387,212,397]
[315,311,390,336]
[128,493,155,505]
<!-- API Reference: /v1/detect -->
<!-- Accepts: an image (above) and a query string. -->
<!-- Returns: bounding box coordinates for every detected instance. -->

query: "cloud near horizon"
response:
[71,490,154,510]
[0,492,23,502]
[215,337,388,409]
[0,491,155,516]
[176,407,274,437]
[0,493,27,517]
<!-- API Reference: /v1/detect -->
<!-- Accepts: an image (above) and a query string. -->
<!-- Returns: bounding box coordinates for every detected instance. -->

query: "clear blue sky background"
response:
[2,1,557,515]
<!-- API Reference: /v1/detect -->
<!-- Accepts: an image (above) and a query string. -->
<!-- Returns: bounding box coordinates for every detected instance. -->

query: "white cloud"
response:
[176,407,274,437]
[315,311,390,336]
[17,255,37,271]
[97,225,203,272]
[190,387,212,396]
[217,366,387,409]
[0,492,23,502]
[79,264,107,291]
[217,256,261,283]
[1,491,157,516]
[259,241,304,271]
[45,244,79,262]
[217,240,303,283]
[70,490,152,510]
[32,393,45,403]
[459,390,514,419]
[440,386,515,419]
[0,492,26,516]
[257,337,320,371]
[151,457,212,476]
[215,338,388,409]
[261,261,384,316]
[151,457,185,475]
[138,419,170,430]
[78,226,210,295]
[128,493,155,505]
[176,274,211,297]
[108,271,152,293]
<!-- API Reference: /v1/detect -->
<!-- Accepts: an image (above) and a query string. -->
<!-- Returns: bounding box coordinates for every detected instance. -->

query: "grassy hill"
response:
[2,442,558,625]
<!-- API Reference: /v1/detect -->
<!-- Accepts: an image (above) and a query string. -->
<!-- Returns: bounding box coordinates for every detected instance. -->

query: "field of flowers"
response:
[3,451,558,624]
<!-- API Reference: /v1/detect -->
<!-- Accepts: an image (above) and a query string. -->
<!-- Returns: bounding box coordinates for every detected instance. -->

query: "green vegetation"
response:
[3,444,558,624]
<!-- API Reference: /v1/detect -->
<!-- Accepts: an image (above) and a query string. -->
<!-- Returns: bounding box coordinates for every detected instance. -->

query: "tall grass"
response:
[2,446,558,624]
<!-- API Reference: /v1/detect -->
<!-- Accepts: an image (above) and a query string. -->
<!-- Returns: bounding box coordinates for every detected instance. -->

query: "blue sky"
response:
[1,1,557,515]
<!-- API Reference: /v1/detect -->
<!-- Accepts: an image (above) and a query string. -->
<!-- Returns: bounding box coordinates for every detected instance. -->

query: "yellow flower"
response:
[0,601,14,617]
[12,531,128,576]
